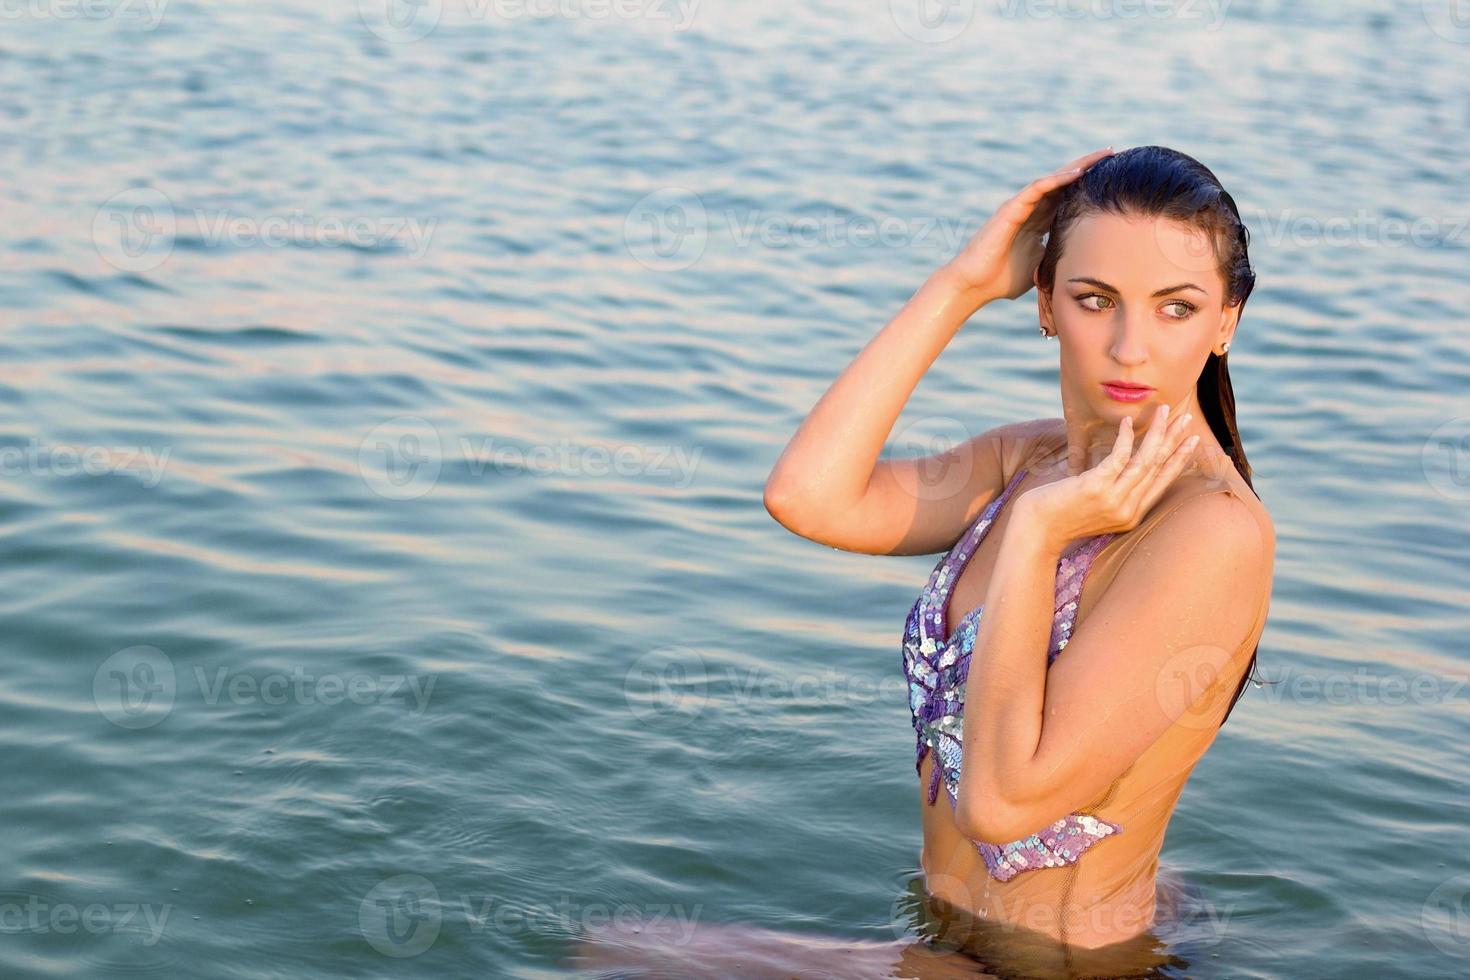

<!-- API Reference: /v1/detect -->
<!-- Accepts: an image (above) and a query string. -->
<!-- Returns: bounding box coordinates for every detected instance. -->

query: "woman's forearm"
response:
[955,499,1066,841]
[763,264,994,521]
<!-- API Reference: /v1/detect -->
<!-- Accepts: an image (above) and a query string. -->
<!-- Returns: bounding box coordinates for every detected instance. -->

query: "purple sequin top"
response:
[902,467,1122,882]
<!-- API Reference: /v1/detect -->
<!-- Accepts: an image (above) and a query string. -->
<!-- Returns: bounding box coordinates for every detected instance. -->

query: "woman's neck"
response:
[1058,397,1229,479]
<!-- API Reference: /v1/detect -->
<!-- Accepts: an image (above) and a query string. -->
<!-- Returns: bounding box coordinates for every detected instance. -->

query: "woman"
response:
[762,145,1276,961]
[569,145,1277,978]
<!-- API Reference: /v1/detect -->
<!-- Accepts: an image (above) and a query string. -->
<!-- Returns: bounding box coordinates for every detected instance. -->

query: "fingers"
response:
[1139,422,1201,505]
[1101,414,1136,476]
[1061,146,1114,172]
[1016,147,1115,205]
[1120,404,1194,493]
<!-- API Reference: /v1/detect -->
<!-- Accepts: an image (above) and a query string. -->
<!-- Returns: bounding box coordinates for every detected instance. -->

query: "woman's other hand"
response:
[1016,403,1199,549]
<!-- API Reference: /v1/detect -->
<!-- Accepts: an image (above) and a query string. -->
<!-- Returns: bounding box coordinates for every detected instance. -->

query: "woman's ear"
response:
[1217,300,1242,349]
[1035,271,1055,333]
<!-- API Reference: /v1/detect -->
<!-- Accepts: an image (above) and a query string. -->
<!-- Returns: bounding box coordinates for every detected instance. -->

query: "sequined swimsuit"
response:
[902,467,1122,882]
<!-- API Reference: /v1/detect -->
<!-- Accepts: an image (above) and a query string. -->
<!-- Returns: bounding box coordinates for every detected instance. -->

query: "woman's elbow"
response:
[956,799,1029,846]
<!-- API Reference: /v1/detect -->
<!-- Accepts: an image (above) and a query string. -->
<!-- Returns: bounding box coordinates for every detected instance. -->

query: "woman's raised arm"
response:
[762,147,1115,557]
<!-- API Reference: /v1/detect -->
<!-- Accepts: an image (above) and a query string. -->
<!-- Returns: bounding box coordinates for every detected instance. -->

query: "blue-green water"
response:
[2,2,1468,977]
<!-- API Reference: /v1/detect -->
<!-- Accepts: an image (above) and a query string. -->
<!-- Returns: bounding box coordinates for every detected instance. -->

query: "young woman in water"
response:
[767,143,1275,965]
[571,145,1276,977]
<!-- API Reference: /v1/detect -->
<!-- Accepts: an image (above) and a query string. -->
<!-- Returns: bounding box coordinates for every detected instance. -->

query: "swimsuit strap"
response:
[929,466,1030,604]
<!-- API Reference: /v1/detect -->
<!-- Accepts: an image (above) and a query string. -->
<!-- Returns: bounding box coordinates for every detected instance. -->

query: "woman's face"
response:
[1039,211,1239,434]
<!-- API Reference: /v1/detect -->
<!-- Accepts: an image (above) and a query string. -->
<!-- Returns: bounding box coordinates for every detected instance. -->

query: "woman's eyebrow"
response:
[1067,276,1207,297]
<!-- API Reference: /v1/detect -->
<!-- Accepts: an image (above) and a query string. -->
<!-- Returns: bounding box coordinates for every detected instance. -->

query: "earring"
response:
[1220,341,1231,354]
[1039,326,1053,338]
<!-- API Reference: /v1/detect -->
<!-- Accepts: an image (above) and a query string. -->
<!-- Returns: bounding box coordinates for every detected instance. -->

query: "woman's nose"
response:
[1109,316,1150,365]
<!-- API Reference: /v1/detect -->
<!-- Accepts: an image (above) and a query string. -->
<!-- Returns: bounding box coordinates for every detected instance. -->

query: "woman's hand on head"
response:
[943,146,1113,305]
[1016,403,1200,549]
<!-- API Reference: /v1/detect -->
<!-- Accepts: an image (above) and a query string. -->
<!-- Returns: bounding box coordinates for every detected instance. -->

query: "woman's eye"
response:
[1076,294,1197,318]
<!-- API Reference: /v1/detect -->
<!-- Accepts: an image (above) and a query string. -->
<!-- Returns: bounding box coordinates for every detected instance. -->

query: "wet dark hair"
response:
[1036,144,1263,728]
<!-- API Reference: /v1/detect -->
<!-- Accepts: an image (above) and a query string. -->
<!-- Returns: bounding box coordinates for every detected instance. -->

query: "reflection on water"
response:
[565,866,1223,979]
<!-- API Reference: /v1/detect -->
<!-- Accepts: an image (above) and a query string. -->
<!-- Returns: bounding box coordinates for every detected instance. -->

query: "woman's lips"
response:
[1101,382,1153,403]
